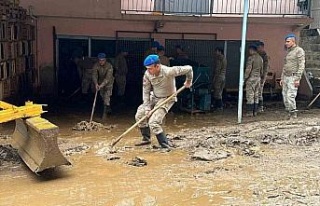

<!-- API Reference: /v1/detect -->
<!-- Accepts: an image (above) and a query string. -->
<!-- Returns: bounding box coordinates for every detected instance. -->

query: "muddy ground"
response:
[1,102,320,205]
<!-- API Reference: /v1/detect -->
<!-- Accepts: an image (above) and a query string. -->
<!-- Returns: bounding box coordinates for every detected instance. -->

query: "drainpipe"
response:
[237,0,249,124]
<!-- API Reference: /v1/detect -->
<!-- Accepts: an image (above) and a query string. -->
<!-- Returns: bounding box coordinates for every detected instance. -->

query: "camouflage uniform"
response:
[114,53,128,96]
[79,57,96,94]
[281,45,305,114]
[245,53,263,115]
[92,62,114,107]
[212,53,227,109]
[135,65,193,135]
[257,51,269,109]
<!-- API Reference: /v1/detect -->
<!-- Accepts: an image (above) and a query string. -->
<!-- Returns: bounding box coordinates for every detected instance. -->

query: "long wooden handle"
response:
[110,86,186,148]
[90,90,98,122]
[307,92,320,109]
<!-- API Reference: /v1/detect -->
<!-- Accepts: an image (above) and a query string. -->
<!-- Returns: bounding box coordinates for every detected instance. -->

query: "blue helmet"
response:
[144,54,160,67]
[285,33,296,40]
[97,53,106,59]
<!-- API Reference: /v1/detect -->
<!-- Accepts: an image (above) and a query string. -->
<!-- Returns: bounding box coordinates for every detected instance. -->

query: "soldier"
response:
[157,45,170,66]
[280,34,305,119]
[256,41,269,112]
[135,54,193,148]
[144,41,160,59]
[114,49,128,101]
[244,45,263,117]
[92,53,114,119]
[211,47,227,110]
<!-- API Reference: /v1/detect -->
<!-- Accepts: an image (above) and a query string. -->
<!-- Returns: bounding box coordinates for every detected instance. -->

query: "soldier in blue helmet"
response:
[280,34,305,119]
[134,54,193,148]
[92,53,114,120]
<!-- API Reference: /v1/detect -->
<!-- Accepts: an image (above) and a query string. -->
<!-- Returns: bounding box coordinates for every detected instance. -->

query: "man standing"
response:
[211,47,227,110]
[114,49,128,101]
[92,53,114,119]
[245,45,263,117]
[135,54,193,148]
[256,41,269,112]
[157,45,170,66]
[280,34,305,119]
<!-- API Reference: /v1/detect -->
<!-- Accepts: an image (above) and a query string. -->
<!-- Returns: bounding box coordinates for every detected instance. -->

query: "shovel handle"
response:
[90,90,98,122]
[110,86,186,148]
[307,91,320,109]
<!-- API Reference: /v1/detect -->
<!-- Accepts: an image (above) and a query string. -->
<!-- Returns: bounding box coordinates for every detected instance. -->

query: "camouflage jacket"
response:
[142,65,193,109]
[281,45,305,81]
[214,53,227,80]
[258,50,269,80]
[114,54,128,76]
[92,62,114,88]
[245,53,263,80]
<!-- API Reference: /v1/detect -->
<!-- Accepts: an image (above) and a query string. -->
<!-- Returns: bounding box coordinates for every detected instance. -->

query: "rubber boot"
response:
[156,132,170,148]
[245,104,254,117]
[102,105,111,120]
[288,110,298,120]
[215,99,223,111]
[258,100,264,113]
[135,127,151,146]
[253,103,258,116]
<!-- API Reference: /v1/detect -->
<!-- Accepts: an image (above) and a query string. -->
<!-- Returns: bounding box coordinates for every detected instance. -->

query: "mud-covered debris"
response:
[192,148,230,161]
[72,121,116,131]
[127,156,147,167]
[0,145,21,164]
[0,134,11,140]
[96,146,117,156]
[64,144,90,156]
[205,166,229,174]
[105,154,120,161]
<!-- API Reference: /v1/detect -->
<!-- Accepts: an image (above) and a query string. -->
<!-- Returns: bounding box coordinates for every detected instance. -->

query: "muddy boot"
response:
[258,100,264,113]
[245,104,254,117]
[102,105,111,120]
[288,110,298,120]
[156,132,170,148]
[135,127,151,146]
[253,103,259,116]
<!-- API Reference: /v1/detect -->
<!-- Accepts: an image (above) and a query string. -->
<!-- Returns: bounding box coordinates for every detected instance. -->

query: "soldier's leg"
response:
[287,76,298,118]
[134,104,151,146]
[258,79,266,112]
[282,76,290,111]
[149,100,175,148]
[245,81,255,116]
[254,81,261,116]
[117,76,126,97]
[101,87,113,119]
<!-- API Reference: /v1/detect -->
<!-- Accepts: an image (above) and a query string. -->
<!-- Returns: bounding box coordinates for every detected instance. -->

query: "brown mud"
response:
[1,105,320,205]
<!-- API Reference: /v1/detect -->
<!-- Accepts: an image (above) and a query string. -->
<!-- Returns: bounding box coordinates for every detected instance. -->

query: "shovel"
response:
[110,85,186,148]
[306,91,320,110]
[90,90,98,122]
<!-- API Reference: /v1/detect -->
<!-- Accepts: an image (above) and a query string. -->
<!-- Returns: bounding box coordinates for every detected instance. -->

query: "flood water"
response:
[1,102,320,205]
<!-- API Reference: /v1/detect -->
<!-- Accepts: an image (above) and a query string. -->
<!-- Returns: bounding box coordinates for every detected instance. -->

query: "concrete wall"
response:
[311,0,320,29]
[19,0,312,94]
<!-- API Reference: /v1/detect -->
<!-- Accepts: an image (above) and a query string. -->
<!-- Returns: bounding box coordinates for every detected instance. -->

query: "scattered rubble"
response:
[63,144,90,156]
[127,156,147,167]
[73,121,116,131]
[0,145,21,165]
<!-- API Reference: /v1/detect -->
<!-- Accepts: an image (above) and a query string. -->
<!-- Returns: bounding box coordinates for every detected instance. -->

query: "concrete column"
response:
[311,0,320,29]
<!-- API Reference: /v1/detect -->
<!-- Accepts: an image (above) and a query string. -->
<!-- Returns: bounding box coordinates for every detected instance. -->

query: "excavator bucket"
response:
[13,117,71,173]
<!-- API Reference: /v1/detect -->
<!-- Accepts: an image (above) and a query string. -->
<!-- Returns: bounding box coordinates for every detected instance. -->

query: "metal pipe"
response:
[237,0,249,124]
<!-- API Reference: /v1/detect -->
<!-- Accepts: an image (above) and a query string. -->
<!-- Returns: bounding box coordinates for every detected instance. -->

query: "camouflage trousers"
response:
[99,86,113,106]
[282,75,298,111]
[135,95,176,135]
[246,78,260,105]
[258,78,266,101]
[115,75,126,96]
[212,77,225,100]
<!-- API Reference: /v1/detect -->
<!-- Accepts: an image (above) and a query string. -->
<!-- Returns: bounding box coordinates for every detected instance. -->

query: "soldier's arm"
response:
[92,65,98,85]
[220,58,227,79]
[244,57,253,80]
[215,58,222,77]
[262,55,269,79]
[168,65,193,82]
[100,65,114,88]
[142,74,152,110]
[295,48,305,81]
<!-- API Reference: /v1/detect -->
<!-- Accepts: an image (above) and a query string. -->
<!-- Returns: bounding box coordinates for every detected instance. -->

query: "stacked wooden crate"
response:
[0,0,35,100]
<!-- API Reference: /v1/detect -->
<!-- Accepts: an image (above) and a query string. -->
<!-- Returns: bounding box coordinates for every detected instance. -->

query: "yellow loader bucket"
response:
[13,117,71,173]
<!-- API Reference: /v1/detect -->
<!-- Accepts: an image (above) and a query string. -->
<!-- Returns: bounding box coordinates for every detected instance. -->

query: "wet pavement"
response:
[1,104,320,205]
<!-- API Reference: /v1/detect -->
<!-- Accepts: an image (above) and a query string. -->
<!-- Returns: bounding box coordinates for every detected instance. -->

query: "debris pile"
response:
[0,145,21,165]
[127,156,147,167]
[63,144,90,156]
[72,121,115,131]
